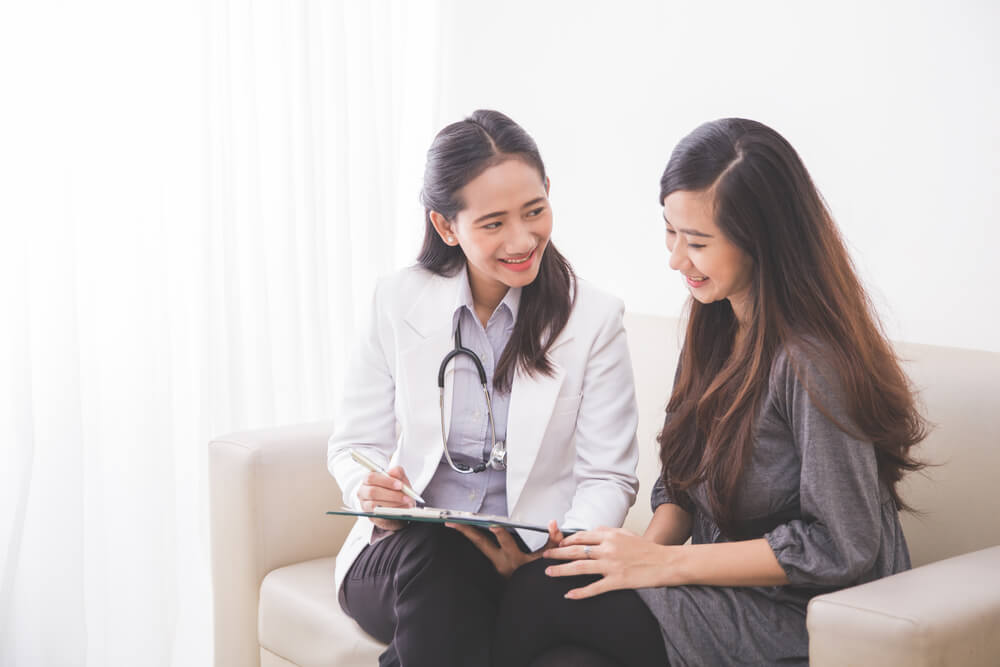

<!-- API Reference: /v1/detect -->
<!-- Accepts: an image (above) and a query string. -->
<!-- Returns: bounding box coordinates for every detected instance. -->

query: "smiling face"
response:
[430,158,552,304]
[663,189,754,323]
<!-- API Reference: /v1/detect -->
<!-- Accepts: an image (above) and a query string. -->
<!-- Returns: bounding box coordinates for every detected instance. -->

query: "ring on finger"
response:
[583,545,592,559]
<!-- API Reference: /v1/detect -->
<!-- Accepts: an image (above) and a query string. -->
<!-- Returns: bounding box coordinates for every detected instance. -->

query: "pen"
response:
[349,449,426,505]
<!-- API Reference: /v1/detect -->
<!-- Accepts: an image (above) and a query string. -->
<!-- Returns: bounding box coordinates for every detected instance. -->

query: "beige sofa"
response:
[209,314,1000,666]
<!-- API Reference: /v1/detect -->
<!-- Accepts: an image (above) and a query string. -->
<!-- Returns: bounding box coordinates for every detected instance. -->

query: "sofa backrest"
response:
[622,313,1000,567]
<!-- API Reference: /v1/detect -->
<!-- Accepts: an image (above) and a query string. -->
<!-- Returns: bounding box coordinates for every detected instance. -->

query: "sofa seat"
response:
[259,557,384,666]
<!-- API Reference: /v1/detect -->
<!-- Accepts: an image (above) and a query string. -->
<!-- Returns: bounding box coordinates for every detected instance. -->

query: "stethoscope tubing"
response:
[437,326,505,474]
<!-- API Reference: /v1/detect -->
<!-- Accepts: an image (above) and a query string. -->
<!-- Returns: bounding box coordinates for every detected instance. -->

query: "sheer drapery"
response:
[0,1,439,664]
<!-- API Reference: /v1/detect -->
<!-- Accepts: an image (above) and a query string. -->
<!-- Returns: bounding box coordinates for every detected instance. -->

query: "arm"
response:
[763,346,887,587]
[327,281,413,529]
[643,503,692,546]
[548,346,884,597]
[560,298,640,532]
[546,530,788,599]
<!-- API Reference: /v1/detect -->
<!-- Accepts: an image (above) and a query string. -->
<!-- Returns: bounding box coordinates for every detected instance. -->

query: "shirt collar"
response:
[453,265,521,325]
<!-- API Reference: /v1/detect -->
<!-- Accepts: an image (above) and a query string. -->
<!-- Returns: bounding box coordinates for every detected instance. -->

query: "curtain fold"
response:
[0,1,440,664]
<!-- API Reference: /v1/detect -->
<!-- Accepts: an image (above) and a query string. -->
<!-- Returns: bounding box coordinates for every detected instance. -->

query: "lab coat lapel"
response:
[398,272,462,490]
[504,340,569,514]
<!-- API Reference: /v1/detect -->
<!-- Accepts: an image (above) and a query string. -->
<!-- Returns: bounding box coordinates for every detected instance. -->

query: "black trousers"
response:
[340,524,667,667]
[340,523,509,667]
[493,559,669,667]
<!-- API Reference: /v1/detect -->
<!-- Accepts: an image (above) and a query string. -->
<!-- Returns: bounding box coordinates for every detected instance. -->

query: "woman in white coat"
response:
[327,110,644,666]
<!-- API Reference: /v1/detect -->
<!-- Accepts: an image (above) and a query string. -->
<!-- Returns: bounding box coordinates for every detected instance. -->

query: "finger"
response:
[447,523,511,574]
[564,578,615,600]
[446,523,499,555]
[543,544,597,561]
[361,499,412,515]
[546,520,564,548]
[357,484,410,503]
[541,545,581,561]
[489,525,522,554]
[544,559,604,578]
[558,531,601,547]
[365,471,405,491]
[371,518,406,532]
[386,466,412,486]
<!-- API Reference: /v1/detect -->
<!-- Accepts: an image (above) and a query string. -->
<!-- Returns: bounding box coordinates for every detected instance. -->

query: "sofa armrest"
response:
[807,546,1000,666]
[209,420,346,667]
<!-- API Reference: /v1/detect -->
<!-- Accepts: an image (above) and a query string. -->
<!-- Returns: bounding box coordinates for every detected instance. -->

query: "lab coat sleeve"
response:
[327,280,398,511]
[561,299,640,531]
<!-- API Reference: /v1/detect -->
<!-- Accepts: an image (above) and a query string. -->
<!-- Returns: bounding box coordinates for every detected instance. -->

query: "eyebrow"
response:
[473,197,547,224]
[663,213,714,238]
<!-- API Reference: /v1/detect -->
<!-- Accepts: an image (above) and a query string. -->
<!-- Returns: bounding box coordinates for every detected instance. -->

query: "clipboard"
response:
[327,506,580,535]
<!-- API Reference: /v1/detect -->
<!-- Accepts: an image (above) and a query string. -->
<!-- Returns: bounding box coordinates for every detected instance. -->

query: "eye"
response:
[688,243,706,249]
[483,221,502,230]
[526,206,545,218]
[665,228,676,235]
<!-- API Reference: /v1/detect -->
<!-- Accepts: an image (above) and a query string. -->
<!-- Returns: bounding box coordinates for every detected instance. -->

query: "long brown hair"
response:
[657,118,926,536]
[417,110,575,392]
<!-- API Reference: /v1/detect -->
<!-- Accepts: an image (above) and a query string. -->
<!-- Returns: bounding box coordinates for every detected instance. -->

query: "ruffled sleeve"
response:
[764,344,885,588]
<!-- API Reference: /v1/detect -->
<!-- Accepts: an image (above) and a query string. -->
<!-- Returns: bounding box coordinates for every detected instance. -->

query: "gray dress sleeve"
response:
[764,345,886,587]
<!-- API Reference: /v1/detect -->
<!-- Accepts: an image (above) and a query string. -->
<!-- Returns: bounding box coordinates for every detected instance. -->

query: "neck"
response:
[728,292,750,329]
[468,274,509,329]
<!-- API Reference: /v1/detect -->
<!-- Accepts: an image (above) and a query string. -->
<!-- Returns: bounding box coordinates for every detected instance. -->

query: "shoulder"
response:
[373,264,451,312]
[769,336,851,418]
[376,263,437,296]
[569,277,626,324]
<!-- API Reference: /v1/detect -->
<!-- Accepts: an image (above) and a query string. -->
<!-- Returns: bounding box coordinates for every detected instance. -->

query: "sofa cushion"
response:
[258,557,385,667]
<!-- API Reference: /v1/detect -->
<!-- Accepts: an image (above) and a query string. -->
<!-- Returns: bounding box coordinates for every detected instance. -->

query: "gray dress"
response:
[637,343,911,665]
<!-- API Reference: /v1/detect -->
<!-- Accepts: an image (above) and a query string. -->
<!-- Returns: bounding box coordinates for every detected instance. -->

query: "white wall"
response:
[403,0,1000,352]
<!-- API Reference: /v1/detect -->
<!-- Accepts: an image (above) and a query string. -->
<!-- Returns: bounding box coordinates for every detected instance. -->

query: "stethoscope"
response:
[437,324,507,474]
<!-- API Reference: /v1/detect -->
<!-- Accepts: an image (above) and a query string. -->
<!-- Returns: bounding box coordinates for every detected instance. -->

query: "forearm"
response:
[643,504,692,545]
[665,538,788,587]
[563,475,636,531]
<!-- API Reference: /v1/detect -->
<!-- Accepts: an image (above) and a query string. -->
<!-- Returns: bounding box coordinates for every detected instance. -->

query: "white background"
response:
[392,0,1000,352]
[1,2,997,665]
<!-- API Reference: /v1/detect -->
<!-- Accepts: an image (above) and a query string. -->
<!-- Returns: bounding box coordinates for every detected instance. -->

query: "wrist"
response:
[656,544,690,587]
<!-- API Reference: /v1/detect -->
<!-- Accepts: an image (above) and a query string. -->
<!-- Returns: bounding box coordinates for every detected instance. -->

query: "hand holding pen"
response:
[351,449,425,532]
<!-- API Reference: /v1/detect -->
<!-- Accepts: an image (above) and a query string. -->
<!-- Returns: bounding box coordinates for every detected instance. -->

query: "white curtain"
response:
[0,1,439,664]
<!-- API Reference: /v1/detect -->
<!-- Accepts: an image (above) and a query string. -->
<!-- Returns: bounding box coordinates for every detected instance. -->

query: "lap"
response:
[494,559,668,667]
[341,522,506,644]
[636,584,808,666]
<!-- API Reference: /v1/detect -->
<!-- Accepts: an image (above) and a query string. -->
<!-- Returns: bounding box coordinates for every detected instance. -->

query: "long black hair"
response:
[418,109,575,392]
[657,118,926,535]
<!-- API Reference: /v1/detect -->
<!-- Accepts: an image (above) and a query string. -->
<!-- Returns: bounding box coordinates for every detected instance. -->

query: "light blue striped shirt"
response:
[420,271,519,516]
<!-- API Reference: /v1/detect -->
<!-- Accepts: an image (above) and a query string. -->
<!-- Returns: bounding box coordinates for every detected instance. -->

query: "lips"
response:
[685,274,708,288]
[499,249,535,272]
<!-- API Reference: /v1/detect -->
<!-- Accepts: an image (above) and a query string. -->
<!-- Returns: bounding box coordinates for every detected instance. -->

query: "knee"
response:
[398,524,493,581]
[499,559,562,622]
[506,558,563,603]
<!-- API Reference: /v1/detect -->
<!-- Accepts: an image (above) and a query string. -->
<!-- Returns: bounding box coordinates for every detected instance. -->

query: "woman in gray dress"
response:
[486,118,928,666]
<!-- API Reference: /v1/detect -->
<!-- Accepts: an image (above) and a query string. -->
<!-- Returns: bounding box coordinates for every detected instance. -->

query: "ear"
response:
[544,177,550,195]
[429,211,458,246]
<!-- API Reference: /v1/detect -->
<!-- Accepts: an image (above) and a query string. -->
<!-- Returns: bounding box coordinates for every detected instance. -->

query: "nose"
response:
[506,221,536,254]
[667,237,689,272]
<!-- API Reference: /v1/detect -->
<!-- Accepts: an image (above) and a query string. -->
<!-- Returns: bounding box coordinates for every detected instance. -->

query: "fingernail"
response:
[394,481,402,489]
[545,567,552,576]
[564,592,575,599]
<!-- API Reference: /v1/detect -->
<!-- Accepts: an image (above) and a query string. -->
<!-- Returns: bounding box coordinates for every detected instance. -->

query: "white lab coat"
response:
[328,265,640,593]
